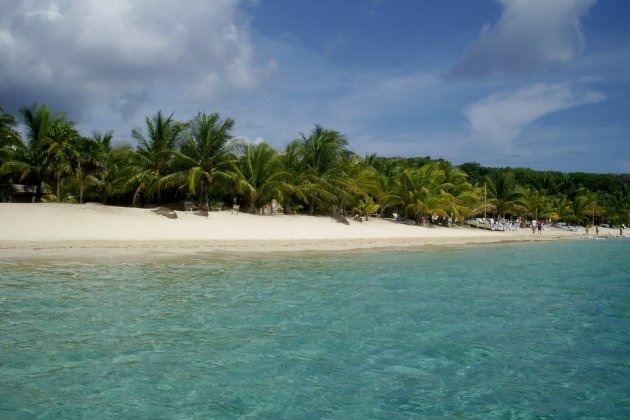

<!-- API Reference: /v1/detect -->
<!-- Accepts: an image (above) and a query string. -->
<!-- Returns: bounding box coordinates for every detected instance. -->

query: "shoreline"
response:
[0,203,590,261]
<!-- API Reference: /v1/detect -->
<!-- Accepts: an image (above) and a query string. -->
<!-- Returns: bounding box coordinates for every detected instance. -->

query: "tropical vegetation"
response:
[1,102,629,227]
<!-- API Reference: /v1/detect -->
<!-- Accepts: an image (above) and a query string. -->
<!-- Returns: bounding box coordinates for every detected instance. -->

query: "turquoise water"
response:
[1,240,629,418]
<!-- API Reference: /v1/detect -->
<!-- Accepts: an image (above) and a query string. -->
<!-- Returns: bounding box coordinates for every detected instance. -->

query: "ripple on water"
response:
[1,240,629,417]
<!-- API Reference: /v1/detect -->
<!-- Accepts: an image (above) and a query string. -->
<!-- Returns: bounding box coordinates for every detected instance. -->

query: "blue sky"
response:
[1,0,629,173]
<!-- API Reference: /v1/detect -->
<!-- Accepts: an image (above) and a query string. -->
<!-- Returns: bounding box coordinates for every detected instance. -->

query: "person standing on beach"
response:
[621,226,624,237]
[596,225,599,237]
[531,220,536,234]
[537,219,542,235]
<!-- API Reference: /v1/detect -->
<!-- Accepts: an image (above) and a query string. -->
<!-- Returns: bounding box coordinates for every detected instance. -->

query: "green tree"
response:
[125,111,185,205]
[74,132,112,203]
[165,112,235,206]
[297,124,348,214]
[0,105,21,201]
[335,153,379,218]
[1,103,66,201]
[231,141,292,212]
[520,187,553,222]
[485,170,524,219]
[44,120,81,200]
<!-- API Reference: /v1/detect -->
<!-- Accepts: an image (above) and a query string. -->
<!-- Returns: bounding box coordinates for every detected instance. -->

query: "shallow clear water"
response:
[1,240,630,418]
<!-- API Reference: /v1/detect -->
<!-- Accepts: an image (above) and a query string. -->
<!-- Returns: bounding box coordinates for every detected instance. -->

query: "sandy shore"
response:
[0,203,587,261]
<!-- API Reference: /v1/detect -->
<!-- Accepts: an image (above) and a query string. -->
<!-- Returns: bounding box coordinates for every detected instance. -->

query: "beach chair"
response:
[231,204,240,214]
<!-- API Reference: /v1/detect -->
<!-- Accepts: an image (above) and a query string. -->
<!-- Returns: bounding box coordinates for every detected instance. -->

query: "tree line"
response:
[1,102,629,226]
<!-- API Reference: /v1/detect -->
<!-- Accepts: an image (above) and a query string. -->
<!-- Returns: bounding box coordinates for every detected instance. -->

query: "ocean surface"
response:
[1,239,629,418]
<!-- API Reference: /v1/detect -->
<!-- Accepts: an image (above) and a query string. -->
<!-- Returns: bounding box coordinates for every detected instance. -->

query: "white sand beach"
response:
[0,203,588,260]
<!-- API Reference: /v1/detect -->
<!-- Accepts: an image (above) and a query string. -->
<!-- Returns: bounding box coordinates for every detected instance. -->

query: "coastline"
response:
[0,203,588,261]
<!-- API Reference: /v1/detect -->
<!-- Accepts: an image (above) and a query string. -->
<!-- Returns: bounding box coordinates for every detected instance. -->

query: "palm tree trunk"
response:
[56,178,61,202]
[80,182,84,204]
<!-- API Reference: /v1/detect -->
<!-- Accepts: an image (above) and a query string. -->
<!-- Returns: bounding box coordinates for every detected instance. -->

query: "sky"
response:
[1,0,629,173]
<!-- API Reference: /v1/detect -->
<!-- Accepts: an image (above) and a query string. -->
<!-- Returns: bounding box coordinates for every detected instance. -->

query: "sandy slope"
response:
[0,203,587,260]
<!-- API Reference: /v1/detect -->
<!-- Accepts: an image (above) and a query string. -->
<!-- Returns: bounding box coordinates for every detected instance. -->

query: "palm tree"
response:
[394,162,450,224]
[297,124,348,214]
[335,153,379,218]
[44,120,81,200]
[373,158,404,217]
[164,112,235,206]
[125,111,184,205]
[74,132,112,204]
[358,195,380,220]
[1,103,66,201]
[551,194,573,223]
[568,192,599,226]
[231,141,293,213]
[389,167,422,220]
[485,171,524,219]
[521,187,553,222]
[0,105,21,201]
[276,140,311,214]
[0,104,19,149]
[435,161,480,225]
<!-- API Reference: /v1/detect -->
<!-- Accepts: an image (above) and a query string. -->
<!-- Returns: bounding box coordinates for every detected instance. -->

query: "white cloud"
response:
[448,0,597,79]
[464,82,605,147]
[0,0,274,121]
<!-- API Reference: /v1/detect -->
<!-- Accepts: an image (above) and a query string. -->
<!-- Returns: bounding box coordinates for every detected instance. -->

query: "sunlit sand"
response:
[0,203,587,260]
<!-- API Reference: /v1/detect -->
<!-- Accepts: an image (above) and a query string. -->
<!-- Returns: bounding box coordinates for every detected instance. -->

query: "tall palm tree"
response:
[74,132,112,203]
[125,111,184,205]
[44,120,81,200]
[164,111,235,206]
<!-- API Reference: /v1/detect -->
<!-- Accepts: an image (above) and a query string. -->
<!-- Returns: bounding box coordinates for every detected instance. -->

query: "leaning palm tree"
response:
[164,111,235,206]
[124,111,184,205]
